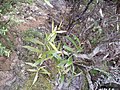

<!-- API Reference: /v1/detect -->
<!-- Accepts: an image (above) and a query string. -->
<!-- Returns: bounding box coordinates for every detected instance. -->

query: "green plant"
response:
[0,0,33,14]
[63,34,83,53]
[0,26,8,35]
[0,43,10,57]
[0,26,11,57]
[0,25,14,50]
[44,0,53,8]
[0,0,33,57]
[22,20,85,87]
[23,21,73,85]
[22,20,85,86]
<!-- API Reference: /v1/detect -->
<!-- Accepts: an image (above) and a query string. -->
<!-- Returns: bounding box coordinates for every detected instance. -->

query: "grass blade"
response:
[49,42,58,51]
[23,46,41,53]
[66,36,77,49]
[63,45,74,52]
[44,0,53,8]
[32,72,39,85]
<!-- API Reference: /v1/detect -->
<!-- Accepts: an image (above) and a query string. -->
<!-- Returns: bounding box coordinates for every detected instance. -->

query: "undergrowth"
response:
[22,21,84,88]
[0,0,33,57]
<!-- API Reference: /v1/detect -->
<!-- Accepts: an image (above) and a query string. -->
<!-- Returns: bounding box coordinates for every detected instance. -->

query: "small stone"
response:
[11,63,16,67]
[26,16,36,21]
[20,64,25,67]
[21,70,24,73]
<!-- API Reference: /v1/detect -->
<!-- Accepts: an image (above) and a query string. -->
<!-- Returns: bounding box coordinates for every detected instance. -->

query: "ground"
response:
[0,0,120,90]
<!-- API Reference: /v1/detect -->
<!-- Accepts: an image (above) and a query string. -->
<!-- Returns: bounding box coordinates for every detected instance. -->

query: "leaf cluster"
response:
[22,21,83,86]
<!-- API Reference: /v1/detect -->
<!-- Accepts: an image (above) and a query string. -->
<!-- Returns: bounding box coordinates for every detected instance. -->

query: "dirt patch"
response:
[16,16,48,32]
[0,57,11,71]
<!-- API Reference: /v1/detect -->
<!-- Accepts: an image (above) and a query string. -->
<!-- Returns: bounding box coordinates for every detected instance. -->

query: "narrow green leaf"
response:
[25,62,37,67]
[53,53,62,61]
[23,46,41,53]
[72,34,81,46]
[49,33,56,42]
[32,72,39,85]
[58,21,63,30]
[43,50,56,55]
[94,68,110,76]
[60,75,64,84]
[53,26,57,32]
[65,59,73,68]
[34,56,53,66]
[24,38,44,45]
[64,67,71,74]
[56,31,66,33]
[44,0,53,8]
[66,36,77,49]
[63,45,74,52]
[46,44,51,50]
[27,69,37,72]
[58,60,67,67]
[62,50,69,56]
[60,75,65,88]
[49,42,58,51]
[57,42,61,50]
[39,67,51,76]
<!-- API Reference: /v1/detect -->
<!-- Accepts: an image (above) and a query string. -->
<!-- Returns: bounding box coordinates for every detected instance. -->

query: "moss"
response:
[22,73,53,90]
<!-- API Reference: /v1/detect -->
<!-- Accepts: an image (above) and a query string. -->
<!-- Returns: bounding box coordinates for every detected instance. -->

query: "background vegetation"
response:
[0,0,120,90]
